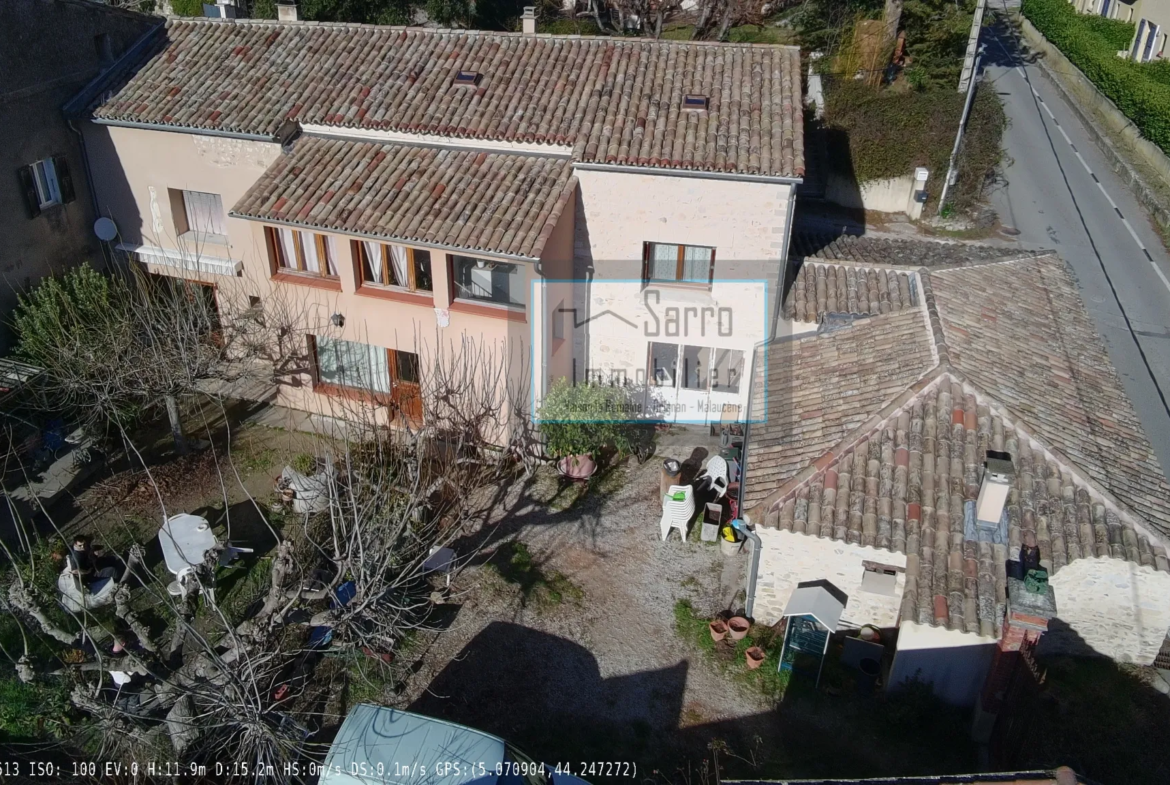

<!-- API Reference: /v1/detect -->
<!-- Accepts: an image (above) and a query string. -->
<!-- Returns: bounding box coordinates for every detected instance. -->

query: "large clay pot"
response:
[727,616,750,641]
[745,646,766,670]
[709,619,729,641]
[557,454,597,480]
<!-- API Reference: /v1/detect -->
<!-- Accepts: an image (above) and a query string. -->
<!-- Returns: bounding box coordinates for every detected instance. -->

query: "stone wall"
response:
[1044,557,1170,664]
[753,528,907,627]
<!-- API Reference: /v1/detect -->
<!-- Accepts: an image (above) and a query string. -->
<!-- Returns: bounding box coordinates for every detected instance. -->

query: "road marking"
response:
[1014,63,1158,265]
[1152,262,1170,294]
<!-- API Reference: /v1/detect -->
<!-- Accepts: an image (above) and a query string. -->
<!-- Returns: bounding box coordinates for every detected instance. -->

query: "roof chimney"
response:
[205,0,237,18]
[522,6,537,34]
[976,450,1014,526]
[277,1,299,21]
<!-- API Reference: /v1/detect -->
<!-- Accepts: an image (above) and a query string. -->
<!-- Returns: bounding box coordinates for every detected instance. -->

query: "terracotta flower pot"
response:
[709,619,729,641]
[557,454,597,480]
[745,646,766,670]
[728,616,750,641]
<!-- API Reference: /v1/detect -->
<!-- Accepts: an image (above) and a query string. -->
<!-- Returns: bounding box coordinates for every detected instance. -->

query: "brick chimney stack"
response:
[971,573,1057,743]
[277,1,299,21]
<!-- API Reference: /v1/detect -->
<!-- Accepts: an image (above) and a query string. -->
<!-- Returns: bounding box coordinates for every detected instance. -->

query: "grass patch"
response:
[490,542,584,611]
[1001,656,1170,785]
[526,459,630,512]
[673,599,790,700]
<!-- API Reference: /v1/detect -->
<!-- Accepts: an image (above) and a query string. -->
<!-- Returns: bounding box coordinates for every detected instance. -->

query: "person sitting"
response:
[69,536,118,581]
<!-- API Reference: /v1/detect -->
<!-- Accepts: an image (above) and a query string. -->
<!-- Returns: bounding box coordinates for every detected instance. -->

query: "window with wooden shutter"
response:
[641,242,715,286]
[266,227,339,281]
[54,157,75,204]
[17,166,40,218]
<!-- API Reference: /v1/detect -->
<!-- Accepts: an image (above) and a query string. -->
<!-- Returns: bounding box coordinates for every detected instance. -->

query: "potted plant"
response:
[538,380,654,478]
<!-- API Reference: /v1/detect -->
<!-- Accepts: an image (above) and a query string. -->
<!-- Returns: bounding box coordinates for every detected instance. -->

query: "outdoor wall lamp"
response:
[331,313,345,327]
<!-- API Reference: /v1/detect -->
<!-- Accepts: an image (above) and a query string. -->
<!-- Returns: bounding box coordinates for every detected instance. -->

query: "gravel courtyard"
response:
[394,432,768,775]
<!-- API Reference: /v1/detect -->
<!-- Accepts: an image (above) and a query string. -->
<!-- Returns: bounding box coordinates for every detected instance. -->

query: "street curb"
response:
[1007,12,1170,234]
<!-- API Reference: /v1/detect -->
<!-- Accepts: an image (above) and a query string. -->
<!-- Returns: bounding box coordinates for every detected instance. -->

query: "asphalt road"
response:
[982,13,1170,479]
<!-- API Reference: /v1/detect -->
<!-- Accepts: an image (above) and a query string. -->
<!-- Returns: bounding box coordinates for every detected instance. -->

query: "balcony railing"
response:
[117,242,242,277]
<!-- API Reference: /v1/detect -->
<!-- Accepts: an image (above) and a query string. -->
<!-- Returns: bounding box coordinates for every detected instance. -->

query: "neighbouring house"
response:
[740,234,1170,708]
[69,17,803,428]
[0,0,158,353]
[1072,0,1168,62]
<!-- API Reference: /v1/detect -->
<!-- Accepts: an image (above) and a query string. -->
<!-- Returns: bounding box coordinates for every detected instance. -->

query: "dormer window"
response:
[683,94,709,111]
[453,70,482,86]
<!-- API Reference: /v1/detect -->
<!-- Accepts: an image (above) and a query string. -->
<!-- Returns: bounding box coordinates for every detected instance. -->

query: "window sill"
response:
[449,299,527,322]
[179,231,229,247]
[272,272,342,291]
[643,280,713,292]
[356,285,435,306]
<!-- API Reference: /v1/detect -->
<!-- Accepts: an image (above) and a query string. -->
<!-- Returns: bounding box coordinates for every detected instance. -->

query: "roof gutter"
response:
[228,212,540,265]
[572,161,803,186]
[89,117,277,143]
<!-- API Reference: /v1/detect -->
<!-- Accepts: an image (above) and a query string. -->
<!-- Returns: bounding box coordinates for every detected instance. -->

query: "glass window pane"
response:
[682,246,711,283]
[301,233,321,273]
[711,349,744,394]
[680,345,707,390]
[361,241,383,283]
[649,243,678,281]
[649,342,678,388]
[396,351,420,384]
[413,250,433,292]
[454,257,524,305]
[277,228,298,270]
[388,245,409,287]
[316,336,390,393]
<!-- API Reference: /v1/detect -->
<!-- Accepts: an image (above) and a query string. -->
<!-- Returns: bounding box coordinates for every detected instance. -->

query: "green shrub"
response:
[823,80,1005,211]
[537,379,654,458]
[0,679,72,740]
[171,0,205,15]
[1023,0,1170,154]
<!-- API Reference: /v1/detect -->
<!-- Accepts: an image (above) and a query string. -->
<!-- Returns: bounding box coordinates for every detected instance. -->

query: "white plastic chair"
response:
[696,456,730,499]
[660,484,695,541]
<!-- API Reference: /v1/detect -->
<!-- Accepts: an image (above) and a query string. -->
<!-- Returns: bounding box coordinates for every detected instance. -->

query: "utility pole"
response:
[958,0,987,93]
[938,46,983,215]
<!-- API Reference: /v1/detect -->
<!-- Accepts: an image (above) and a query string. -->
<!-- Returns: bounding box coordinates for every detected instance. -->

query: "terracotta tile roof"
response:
[746,253,1170,635]
[90,19,805,178]
[783,262,918,324]
[229,136,575,260]
[790,231,1037,267]
[764,377,1170,637]
[743,308,938,510]
[930,260,1170,536]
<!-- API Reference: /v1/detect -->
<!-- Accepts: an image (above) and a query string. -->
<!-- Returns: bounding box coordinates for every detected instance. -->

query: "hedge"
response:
[1022,0,1170,154]
[823,79,1006,211]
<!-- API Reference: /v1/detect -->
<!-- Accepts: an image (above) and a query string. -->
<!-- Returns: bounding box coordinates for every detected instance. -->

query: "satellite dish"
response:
[94,217,118,242]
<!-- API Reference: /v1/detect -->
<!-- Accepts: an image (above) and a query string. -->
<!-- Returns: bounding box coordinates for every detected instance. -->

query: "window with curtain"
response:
[452,256,525,306]
[643,242,715,285]
[182,191,226,237]
[268,227,339,278]
[357,242,432,292]
[313,336,391,393]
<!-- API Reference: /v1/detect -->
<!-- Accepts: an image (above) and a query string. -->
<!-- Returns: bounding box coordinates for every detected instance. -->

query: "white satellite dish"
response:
[94,217,118,242]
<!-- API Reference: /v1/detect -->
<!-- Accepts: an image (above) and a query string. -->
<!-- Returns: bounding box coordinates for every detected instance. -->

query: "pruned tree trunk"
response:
[165,394,188,454]
[883,0,903,49]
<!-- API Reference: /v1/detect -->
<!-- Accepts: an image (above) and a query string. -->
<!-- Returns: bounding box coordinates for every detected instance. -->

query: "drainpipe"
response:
[68,117,107,265]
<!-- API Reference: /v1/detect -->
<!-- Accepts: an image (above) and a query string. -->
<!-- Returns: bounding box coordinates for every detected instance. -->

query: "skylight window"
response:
[453,70,483,86]
[683,94,709,111]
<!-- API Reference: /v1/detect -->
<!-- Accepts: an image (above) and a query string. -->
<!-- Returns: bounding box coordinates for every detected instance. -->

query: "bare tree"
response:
[0,255,536,776]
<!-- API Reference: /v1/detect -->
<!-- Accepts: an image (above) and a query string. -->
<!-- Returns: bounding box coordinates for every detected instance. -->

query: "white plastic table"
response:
[159,514,217,575]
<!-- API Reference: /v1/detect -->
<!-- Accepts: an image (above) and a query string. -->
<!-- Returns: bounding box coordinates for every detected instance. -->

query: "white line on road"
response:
[1152,262,1170,294]
[1012,61,1159,267]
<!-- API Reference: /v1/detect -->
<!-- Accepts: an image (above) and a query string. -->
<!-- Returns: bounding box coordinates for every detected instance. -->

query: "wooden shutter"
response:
[641,242,651,285]
[54,157,76,204]
[708,247,717,285]
[17,166,40,218]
